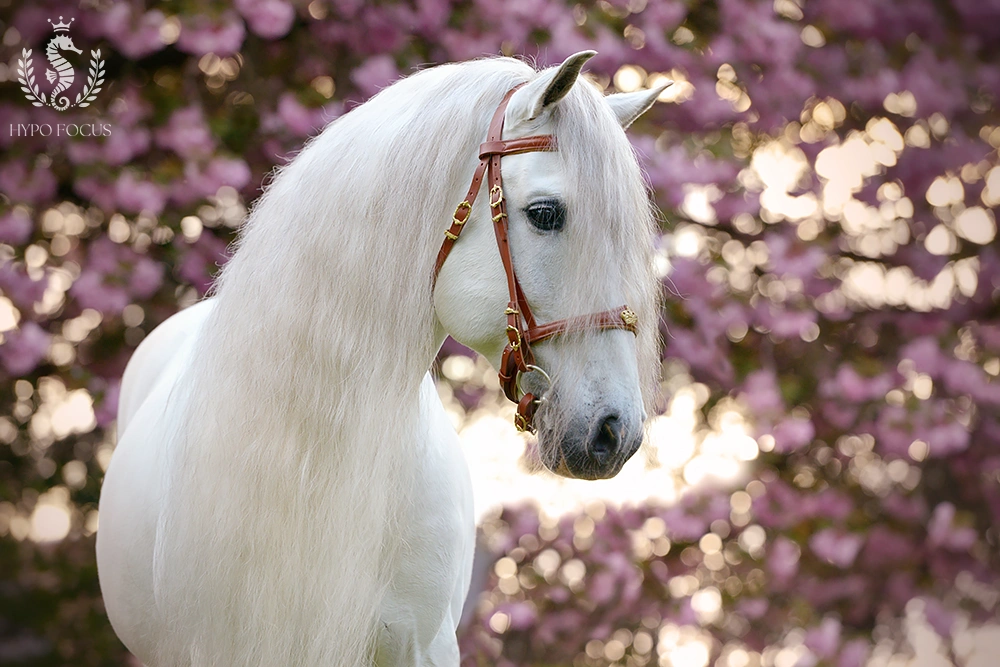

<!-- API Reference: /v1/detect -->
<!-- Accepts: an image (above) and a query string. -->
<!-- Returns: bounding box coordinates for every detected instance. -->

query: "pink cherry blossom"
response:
[766,234,826,280]
[0,209,33,245]
[771,416,815,453]
[804,617,841,659]
[92,378,120,428]
[810,529,864,568]
[100,5,166,59]
[741,369,784,417]
[176,232,231,294]
[350,55,400,97]
[826,365,895,403]
[236,0,296,39]
[155,106,215,160]
[0,160,57,206]
[927,502,977,551]
[0,322,51,375]
[274,94,331,137]
[176,12,246,56]
[69,236,164,315]
[114,172,167,215]
[0,263,48,309]
[768,536,801,585]
[837,639,871,667]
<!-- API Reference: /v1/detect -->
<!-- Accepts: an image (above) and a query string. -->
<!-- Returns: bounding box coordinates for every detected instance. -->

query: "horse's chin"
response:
[543,457,622,480]
[542,450,577,478]
[537,436,632,480]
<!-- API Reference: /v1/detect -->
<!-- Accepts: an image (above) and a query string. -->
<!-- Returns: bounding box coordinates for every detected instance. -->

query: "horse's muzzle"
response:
[540,411,642,480]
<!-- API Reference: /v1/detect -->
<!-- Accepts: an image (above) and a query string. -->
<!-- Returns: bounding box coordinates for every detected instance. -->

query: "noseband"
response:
[433,85,638,433]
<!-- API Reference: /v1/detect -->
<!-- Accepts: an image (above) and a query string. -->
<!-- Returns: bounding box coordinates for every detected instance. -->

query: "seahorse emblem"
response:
[44,19,83,111]
[15,15,106,111]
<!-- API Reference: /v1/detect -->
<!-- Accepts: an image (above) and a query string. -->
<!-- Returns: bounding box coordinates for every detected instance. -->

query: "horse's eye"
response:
[525,200,565,232]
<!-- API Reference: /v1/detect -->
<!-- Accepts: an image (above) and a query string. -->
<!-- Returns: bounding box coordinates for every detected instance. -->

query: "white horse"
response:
[96,52,664,666]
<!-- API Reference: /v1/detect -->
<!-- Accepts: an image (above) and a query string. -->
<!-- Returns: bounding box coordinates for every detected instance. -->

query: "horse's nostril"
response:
[588,414,622,466]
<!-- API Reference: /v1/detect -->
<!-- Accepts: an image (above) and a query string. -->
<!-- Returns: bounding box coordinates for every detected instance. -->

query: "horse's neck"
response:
[172,58,532,492]
[191,284,433,461]
[159,237,436,663]
[153,62,537,664]
[188,86,490,446]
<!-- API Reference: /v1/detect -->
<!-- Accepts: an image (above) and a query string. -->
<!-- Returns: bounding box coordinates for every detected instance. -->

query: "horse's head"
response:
[434,53,664,480]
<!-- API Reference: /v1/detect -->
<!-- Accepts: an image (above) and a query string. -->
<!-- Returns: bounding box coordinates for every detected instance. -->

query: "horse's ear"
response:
[508,51,597,123]
[606,83,672,128]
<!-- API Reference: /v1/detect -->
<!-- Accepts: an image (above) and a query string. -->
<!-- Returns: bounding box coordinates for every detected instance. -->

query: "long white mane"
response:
[151,57,659,665]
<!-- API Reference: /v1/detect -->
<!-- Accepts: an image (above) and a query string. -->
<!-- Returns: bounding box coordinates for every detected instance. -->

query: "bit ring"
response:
[515,364,552,402]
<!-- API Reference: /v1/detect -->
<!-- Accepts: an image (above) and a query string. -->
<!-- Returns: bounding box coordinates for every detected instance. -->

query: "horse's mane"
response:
[152,56,659,665]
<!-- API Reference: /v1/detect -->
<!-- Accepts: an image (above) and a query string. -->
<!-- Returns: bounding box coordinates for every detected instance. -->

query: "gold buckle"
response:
[505,324,521,350]
[452,200,471,226]
[489,185,504,208]
[620,308,638,328]
[514,412,529,432]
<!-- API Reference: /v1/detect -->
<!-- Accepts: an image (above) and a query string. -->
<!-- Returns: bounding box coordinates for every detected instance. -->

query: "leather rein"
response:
[433,85,638,433]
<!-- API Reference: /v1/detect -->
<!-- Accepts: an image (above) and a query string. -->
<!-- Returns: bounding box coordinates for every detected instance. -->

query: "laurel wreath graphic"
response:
[17,49,46,107]
[16,47,105,110]
[75,49,105,108]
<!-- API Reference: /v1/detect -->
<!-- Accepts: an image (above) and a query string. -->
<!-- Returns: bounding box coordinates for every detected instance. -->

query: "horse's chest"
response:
[377,385,476,660]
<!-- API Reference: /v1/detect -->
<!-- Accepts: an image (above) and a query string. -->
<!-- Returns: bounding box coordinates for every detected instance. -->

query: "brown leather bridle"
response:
[433,85,638,433]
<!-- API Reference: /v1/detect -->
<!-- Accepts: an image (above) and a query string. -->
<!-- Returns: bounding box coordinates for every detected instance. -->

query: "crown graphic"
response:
[48,16,74,32]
